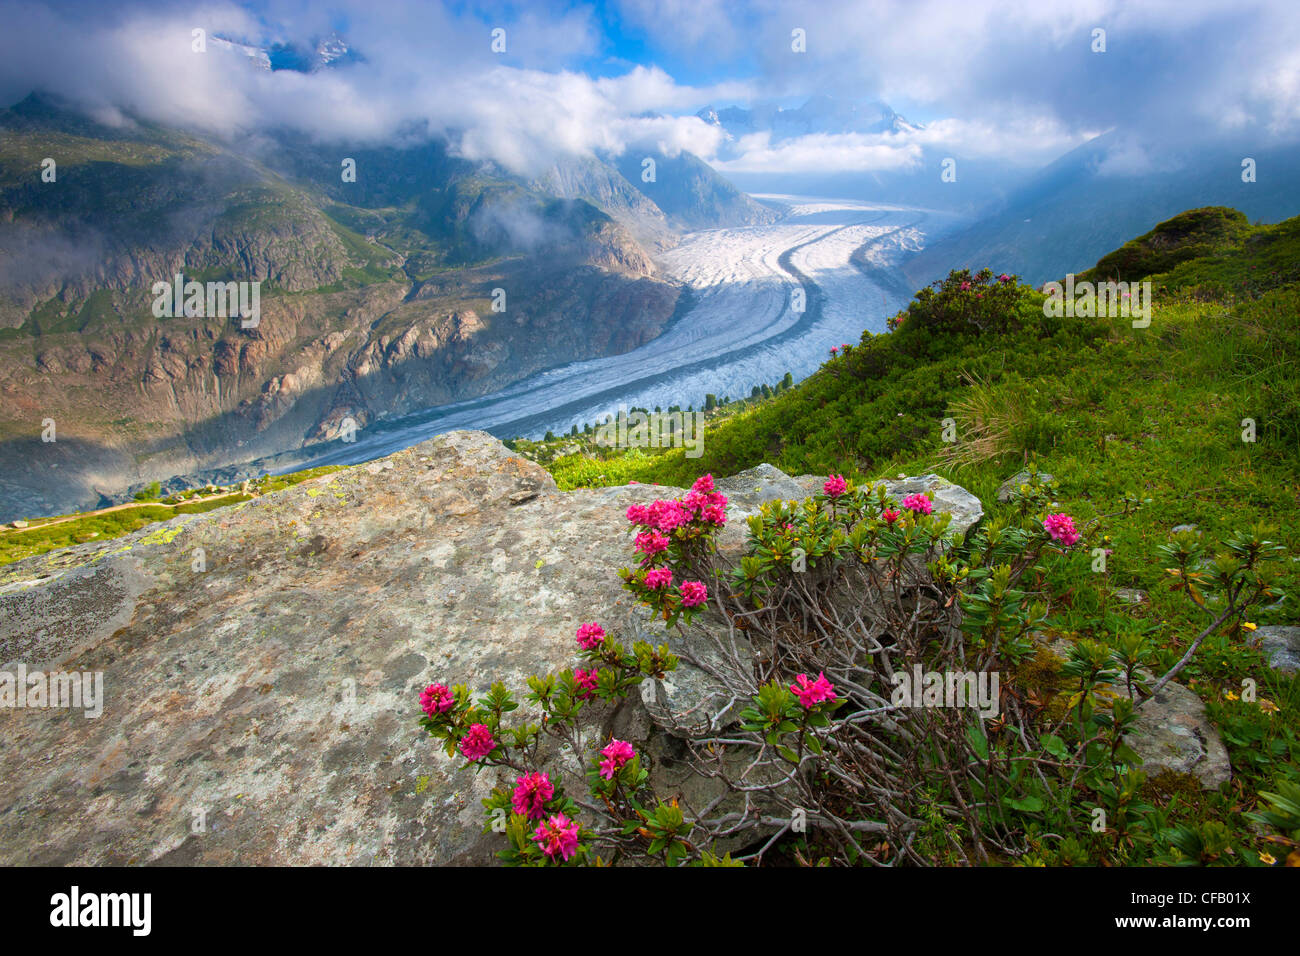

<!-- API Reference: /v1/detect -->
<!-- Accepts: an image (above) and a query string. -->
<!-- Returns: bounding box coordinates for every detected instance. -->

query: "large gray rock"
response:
[714,464,809,512]
[0,431,697,865]
[1125,682,1231,790]
[1256,625,1300,674]
[875,474,984,540]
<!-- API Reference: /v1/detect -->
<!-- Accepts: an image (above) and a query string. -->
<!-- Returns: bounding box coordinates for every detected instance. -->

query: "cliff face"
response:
[0,98,690,519]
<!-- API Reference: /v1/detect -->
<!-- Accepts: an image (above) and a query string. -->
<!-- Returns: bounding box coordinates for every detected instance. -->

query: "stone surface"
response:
[1124,682,1232,790]
[996,470,1055,503]
[874,474,985,540]
[1256,625,1300,674]
[0,431,691,865]
[714,464,809,512]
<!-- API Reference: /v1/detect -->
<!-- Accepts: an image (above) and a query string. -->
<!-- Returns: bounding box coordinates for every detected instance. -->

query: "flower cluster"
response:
[679,580,708,607]
[646,567,673,589]
[576,621,606,650]
[599,739,636,779]
[459,723,496,762]
[532,813,580,862]
[1043,512,1080,547]
[512,771,555,819]
[622,475,727,624]
[901,492,933,515]
[791,672,837,708]
[574,667,599,700]
[824,474,848,498]
[419,682,454,717]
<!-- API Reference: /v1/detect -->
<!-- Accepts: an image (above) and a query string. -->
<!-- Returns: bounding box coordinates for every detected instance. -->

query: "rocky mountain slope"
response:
[903,132,1300,285]
[0,95,771,519]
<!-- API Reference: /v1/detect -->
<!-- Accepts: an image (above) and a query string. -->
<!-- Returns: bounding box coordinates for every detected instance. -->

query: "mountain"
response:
[0,93,774,518]
[210,30,362,73]
[612,148,779,230]
[697,95,921,142]
[698,94,1023,214]
[902,131,1300,286]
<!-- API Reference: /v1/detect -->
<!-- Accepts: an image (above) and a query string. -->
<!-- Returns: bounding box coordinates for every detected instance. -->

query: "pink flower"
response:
[645,568,673,590]
[626,504,648,525]
[1043,513,1080,547]
[533,813,580,862]
[574,668,599,700]
[576,622,606,650]
[960,281,972,291]
[998,273,1011,283]
[645,499,689,533]
[599,739,636,779]
[841,343,851,351]
[512,771,554,819]
[459,724,496,762]
[881,507,900,524]
[830,347,839,356]
[692,474,715,493]
[901,493,932,515]
[679,581,708,607]
[791,672,837,708]
[702,503,727,526]
[823,474,848,497]
[419,683,455,717]
[634,530,669,557]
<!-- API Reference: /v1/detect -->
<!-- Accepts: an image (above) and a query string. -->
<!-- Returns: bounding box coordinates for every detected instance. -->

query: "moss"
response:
[1140,768,1207,810]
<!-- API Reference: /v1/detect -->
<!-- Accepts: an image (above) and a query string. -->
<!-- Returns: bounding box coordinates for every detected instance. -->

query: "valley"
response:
[244,197,963,477]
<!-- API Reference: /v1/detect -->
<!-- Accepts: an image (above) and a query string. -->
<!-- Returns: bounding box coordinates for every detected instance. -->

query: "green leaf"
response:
[1040,734,1069,760]
[1004,795,1044,813]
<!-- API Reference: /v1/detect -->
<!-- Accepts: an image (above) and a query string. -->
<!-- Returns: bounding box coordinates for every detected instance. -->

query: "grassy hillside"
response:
[525,208,1300,864]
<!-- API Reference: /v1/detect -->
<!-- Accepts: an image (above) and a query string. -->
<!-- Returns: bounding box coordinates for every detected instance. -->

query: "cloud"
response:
[0,1,750,177]
[0,0,1295,183]
[613,0,1300,145]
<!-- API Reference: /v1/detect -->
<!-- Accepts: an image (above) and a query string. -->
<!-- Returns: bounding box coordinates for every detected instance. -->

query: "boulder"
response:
[787,471,984,541]
[874,474,984,540]
[1124,682,1231,789]
[0,431,688,865]
[1256,625,1300,674]
[714,464,809,512]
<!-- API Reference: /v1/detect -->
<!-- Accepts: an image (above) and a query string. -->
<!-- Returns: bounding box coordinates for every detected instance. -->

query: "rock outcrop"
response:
[0,436,1233,863]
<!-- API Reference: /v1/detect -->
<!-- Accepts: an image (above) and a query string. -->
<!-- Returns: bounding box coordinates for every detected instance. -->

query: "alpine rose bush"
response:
[417,462,1284,868]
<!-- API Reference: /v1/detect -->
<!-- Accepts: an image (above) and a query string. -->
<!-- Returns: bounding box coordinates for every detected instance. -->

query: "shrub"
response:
[417,474,1286,865]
